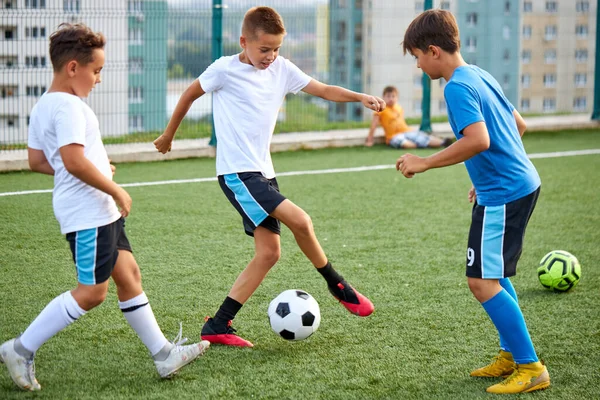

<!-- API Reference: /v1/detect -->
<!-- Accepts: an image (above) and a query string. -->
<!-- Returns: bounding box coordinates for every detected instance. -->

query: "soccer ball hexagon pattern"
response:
[268,289,321,341]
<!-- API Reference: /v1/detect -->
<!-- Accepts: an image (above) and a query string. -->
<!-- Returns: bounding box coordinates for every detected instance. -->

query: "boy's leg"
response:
[271,200,374,317]
[112,249,209,378]
[201,227,280,347]
[0,286,92,391]
[466,189,548,393]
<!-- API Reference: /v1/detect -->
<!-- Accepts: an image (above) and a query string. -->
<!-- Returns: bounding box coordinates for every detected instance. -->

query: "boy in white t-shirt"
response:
[0,23,209,392]
[154,7,385,347]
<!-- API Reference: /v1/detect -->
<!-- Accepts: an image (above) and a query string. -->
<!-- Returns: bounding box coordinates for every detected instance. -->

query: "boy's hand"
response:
[113,187,132,217]
[154,133,173,154]
[396,153,428,178]
[109,159,116,176]
[468,186,477,203]
[361,94,386,112]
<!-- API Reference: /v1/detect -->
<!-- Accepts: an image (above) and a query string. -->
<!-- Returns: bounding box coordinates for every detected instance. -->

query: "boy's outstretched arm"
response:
[154,80,206,154]
[302,79,385,112]
[396,121,490,178]
[28,148,55,175]
[365,114,380,147]
[60,144,132,217]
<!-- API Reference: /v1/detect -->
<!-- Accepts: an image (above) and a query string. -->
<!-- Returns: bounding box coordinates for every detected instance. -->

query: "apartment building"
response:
[0,0,167,144]
[520,0,596,113]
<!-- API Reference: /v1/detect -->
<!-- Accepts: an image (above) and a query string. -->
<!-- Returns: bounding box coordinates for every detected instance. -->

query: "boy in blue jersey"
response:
[396,10,549,394]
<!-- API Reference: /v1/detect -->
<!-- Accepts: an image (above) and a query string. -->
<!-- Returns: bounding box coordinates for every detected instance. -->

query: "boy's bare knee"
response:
[73,284,108,311]
[258,246,281,267]
[293,212,314,237]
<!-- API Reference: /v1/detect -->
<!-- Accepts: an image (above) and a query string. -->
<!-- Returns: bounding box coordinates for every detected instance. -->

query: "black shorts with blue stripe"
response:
[466,187,540,279]
[218,172,287,237]
[65,217,132,285]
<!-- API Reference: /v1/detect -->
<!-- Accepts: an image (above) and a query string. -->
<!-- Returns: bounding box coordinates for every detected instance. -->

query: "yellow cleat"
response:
[486,362,550,394]
[470,350,516,378]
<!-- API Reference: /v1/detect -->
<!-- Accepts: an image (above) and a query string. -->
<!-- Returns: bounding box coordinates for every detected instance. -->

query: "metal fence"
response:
[1,0,598,149]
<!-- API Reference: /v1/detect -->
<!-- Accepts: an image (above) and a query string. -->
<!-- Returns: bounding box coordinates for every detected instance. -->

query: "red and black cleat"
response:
[329,282,374,317]
[201,316,254,347]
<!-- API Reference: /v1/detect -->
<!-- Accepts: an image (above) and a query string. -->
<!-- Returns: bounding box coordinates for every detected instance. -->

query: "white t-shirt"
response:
[28,92,121,234]
[199,54,312,178]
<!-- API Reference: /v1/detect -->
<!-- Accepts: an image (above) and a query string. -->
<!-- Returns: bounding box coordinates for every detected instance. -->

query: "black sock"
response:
[317,261,344,286]
[213,296,243,326]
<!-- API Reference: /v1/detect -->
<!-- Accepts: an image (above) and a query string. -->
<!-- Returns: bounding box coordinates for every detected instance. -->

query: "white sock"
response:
[119,292,168,356]
[19,291,86,353]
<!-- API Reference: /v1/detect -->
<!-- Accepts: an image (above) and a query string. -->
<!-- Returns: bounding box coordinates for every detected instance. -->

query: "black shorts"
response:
[218,172,287,236]
[466,187,540,279]
[65,217,132,285]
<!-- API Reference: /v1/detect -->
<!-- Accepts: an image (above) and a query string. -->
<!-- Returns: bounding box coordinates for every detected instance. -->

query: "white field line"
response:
[1,148,599,197]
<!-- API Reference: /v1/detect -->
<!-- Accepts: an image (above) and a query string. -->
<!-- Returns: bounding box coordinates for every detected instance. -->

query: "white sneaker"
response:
[0,339,41,391]
[154,325,210,378]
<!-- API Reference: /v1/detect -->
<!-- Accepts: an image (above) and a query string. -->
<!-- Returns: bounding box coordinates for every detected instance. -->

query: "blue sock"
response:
[482,289,538,364]
[498,278,518,352]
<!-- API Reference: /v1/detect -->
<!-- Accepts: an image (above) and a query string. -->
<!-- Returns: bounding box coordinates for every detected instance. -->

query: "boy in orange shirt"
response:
[365,85,452,148]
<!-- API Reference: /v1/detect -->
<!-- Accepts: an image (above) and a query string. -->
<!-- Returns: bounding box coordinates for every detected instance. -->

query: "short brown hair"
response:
[402,9,460,55]
[242,6,286,40]
[49,23,106,71]
[383,86,398,96]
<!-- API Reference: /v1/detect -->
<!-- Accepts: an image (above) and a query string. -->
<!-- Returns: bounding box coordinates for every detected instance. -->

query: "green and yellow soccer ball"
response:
[537,250,581,292]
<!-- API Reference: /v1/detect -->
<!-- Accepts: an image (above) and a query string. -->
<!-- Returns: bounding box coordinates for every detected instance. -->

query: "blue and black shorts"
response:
[218,172,287,237]
[65,217,132,285]
[466,187,540,279]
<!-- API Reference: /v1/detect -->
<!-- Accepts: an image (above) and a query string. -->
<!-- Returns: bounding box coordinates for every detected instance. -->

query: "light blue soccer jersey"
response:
[444,65,540,206]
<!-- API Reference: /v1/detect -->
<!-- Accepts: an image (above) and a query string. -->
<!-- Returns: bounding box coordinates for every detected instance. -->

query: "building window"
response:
[575,49,588,63]
[129,58,143,73]
[573,97,587,111]
[522,25,531,39]
[544,49,556,64]
[4,28,15,40]
[575,25,588,39]
[576,1,589,13]
[521,74,531,89]
[503,49,510,62]
[63,0,80,13]
[574,73,587,87]
[545,1,557,13]
[544,25,557,40]
[502,74,510,89]
[521,98,530,111]
[128,0,143,13]
[502,26,510,40]
[129,115,144,131]
[438,100,446,113]
[128,86,144,103]
[543,98,556,112]
[413,75,422,89]
[465,36,477,52]
[25,0,46,8]
[440,1,450,10]
[466,13,478,27]
[543,73,556,88]
[413,99,422,114]
[521,50,531,64]
[504,1,510,14]
[128,27,143,44]
[523,1,532,12]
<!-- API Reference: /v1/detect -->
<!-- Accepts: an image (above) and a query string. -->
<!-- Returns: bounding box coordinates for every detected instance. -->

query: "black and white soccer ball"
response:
[268,289,321,341]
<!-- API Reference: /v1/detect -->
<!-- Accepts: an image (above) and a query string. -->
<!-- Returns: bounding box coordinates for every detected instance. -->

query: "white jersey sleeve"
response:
[283,58,312,94]
[199,56,229,93]
[55,97,87,148]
